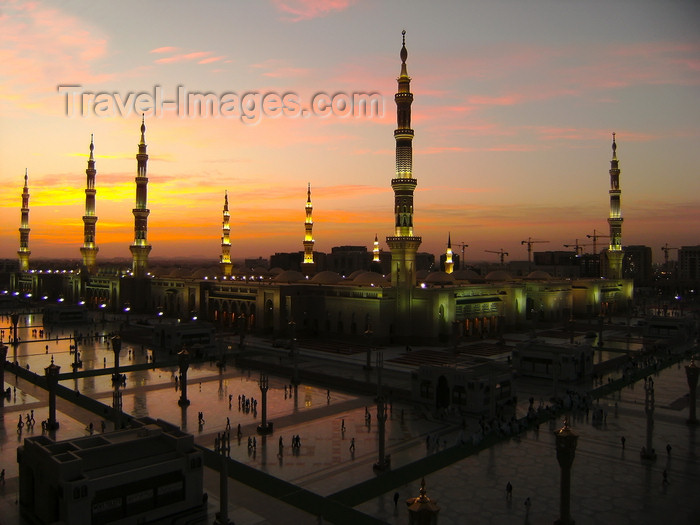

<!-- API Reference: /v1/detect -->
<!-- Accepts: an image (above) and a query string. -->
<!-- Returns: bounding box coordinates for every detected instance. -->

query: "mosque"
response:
[9,34,633,345]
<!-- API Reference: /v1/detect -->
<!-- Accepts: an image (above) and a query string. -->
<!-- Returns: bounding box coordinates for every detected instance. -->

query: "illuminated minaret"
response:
[80,135,99,274]
[444,233,454,274]
[129,115,152,277]
[17,169,31,272]
[606,132,623,279]
[220,191,233,277]
[373,234,380,263]
[386,31,421,337]
[301,183,316,276]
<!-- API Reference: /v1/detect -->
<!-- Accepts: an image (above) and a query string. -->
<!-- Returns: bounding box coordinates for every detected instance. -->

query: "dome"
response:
[347,270,365,280]
[192,268,211,279]
[310,271,342,284]
[422,271,456,285]
[352,271,388,286]
[416,269,429,281]
[452,268,482,282]
[526,270,553,280]
[274,270,306,283]
[268,267,285,276]
[485,270,512,281]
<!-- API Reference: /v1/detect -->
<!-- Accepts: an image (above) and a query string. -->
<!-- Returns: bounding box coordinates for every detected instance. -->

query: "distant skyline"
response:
[1,0,699,265]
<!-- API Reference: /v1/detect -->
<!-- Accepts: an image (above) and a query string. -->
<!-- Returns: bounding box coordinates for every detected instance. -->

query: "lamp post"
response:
[44,356,60,430]
[10,313,19,346]
[214,431,233,525]
[554,418,578,525]
[111,335,122,385]
[686,357,699,425]
[642,376,656,460]
[257,372,273,434]
[288,320,299,385]
[406,478,440,525]
[373,351,389,471]
[0,343,7,408]
[177,348,190,407]
[364,327,373,371]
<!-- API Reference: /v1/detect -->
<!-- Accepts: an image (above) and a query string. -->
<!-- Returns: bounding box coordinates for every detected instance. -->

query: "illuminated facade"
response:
[80,135,99,274]
[220,191,233,277]
[18,169,31,272]
[606,133,624,279]
[301,183,316,276]
[129,116,152,278]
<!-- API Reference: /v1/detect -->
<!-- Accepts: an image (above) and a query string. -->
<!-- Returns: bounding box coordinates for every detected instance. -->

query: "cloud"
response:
[155,51,212,64]
[150,46,180,54]
[271,0,355,22]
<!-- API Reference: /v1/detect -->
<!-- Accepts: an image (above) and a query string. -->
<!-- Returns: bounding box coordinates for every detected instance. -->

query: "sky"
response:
[1,0,699,266]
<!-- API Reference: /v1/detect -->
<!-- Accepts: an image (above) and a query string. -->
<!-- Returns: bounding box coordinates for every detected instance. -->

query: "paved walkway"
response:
[0,312,698,524]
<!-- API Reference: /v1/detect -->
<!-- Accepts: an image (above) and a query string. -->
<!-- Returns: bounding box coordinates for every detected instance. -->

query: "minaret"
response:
[17,169,31,272]
[301,183,316,276]
[606,132,623,279]
[373,234,380,263]
[129,115,152,277]
[386,31,421,338]
[80,135,99,274]
[220,191,233,277]
[444,233,454,274]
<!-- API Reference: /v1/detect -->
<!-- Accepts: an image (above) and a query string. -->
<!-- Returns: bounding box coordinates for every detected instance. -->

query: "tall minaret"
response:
[220,191,233,277]
[17,169,31,272]
[80,135,99,274]
[373,234,380,263]
[386,31,421,338]
[129,115,152,277]
[606,132,623,279]
[444,233,454,274]
[301,183,316,276]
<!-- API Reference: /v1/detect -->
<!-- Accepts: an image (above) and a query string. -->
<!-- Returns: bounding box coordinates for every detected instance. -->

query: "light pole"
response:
[177,348,190,407]
[373,351,389,471]
[289,320,299,385]
[642,376,656,460]
[257,373,273,434]
[214,431,233,525]
[44,357,60,430]
[364,327,373,370]
[554,418,578,525]
[0,343,7,408]
[686,357,699,425]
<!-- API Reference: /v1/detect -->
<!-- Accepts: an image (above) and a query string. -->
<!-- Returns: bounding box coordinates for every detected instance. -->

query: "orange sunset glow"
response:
[1,0,699,265]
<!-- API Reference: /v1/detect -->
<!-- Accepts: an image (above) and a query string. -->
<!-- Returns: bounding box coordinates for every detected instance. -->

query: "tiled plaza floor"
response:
[0,312,698,524]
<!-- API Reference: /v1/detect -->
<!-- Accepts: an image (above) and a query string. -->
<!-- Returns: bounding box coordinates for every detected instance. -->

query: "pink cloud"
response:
[155,51,212,64]
[272,0,355,22]
[198,56,225,65]
[150,46,180,54]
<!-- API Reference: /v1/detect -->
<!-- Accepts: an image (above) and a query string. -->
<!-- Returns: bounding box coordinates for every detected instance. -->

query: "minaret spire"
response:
[80,134,99,274]
[606,132,623,279]
[18,169,31,271]
[444,233,454,274]
[386,31,422,341]
[129,114,152,277]
[302,183,316,276]
[373,234,380,263]
[220,190,233,276]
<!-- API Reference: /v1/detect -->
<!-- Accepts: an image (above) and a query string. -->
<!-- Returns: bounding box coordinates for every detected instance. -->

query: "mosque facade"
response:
[8,35,633,346]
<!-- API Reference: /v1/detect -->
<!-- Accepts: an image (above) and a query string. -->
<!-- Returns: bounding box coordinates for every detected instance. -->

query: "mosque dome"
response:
[422,271,456,285]
[274,270,306,283]
[452,269,482,282]
[485,270,512,281]
[526,270,553,280]
[347,270,365,280]
[352,272,389,286]
[310,271,342,284]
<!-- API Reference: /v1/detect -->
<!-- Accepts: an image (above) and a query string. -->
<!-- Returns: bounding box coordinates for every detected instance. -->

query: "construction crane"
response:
[521,237,549,266]
[563,239,591,256]
[586,229,610,254]
[455,242,469,270]
[661,243,678,270]
[485,249,509,266]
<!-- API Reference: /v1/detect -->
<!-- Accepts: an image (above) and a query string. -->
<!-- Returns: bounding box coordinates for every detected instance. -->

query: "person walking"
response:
[506,481,513,500]
[349,437,355,453]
